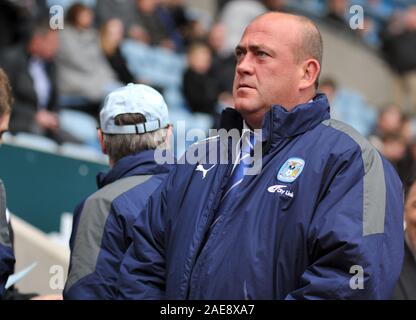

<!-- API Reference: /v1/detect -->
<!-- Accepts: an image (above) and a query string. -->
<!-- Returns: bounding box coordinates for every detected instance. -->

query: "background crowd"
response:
[0,0,415,188]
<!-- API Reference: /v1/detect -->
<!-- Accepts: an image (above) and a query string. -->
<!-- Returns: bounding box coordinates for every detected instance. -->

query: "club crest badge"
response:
[277,157,305,183]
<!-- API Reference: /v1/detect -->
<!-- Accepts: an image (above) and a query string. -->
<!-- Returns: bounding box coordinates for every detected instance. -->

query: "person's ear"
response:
[97,128,107,155]
[164,124,173,148]
[299,58,320,91]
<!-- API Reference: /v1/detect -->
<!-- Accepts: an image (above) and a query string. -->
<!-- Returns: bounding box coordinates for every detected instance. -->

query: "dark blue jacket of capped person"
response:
[118,94,404,300]
[64,149,172,299]
[0,180,15,298]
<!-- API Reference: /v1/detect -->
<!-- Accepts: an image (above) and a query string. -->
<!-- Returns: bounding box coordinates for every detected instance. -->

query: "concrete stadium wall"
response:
[12,215,69,296]
[313,22,393,108]
[0,139,107,233]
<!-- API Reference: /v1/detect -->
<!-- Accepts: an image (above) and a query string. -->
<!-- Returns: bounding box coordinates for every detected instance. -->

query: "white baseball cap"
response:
[100,83,169,134]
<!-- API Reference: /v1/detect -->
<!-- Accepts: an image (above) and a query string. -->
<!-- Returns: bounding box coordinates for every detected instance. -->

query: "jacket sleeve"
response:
[0,181,15,298]
[0,244,14,298]
[285,146,404,300]
[117,171,174,300]
[64,199,126,300]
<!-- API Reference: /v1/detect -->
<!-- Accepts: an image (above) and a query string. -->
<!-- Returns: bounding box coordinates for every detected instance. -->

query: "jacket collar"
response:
[220,93,330,150]
[96,149,172,188]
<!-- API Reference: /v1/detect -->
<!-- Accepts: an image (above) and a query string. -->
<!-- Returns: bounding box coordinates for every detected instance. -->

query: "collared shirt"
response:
[28,57,51,109]
[233,121,258,172]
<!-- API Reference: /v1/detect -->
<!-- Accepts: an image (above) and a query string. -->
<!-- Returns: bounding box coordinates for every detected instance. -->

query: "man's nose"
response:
[236,54,254,75]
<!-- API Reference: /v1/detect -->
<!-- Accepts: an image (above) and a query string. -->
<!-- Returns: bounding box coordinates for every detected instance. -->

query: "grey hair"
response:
[103,113,169,163]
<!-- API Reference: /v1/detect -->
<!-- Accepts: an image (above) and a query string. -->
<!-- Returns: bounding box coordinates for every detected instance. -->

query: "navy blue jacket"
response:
[0,179,14,298]
[64,150,171,299]
[118,94,404,299]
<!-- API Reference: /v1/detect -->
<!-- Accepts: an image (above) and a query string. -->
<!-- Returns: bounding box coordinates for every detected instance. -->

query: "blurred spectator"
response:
[56,3,121,109]
[356,16,381,48]
[0,19,79,144]
[120,38,185,98]
[381,133,407,169]
[401,116,416,145]
[156,0,187,52]
[324,0,384,48]
[392,180,416,300]
[100,19,136,85]
[183,42,219,115]
[320,77,376,137]
[162,0,191,31]
[397,116,416,191]
[372,104,403,139]
[325,0,350,29]
[95,0,152,46]
[0,0,49,50]
[134,0,176,50]
[367,104,413,177]
[208,23,235,108]
[381,6,416,115]
[219,0,268,56]
[162,0,194,47]
[183,19,208,46]
[361,0,393,25]
[95,0,139,32]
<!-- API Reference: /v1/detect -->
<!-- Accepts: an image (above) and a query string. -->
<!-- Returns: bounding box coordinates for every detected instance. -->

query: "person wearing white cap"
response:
[63,84,173,300]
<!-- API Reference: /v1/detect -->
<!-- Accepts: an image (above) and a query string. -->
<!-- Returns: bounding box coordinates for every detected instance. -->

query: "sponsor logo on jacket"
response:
[267,185,294,198]
[195,164,216,179]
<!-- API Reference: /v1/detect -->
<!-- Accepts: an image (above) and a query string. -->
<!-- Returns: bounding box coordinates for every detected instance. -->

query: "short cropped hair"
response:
[23,16,55,45]
[66,3,91,27]
[294,16,323,89]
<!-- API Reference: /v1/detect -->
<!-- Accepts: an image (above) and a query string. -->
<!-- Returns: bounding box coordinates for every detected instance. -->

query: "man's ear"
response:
[97,129,107,155]
[164,124,173,148]
[299,58,320,91]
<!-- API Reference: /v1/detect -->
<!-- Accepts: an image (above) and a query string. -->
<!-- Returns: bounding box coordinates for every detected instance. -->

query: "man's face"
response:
[0,113,10,144]
[406,184,416,230]
[406,183,416,253]
[232,17,302,118]
[32,31,59,60]
[77,9,94,29]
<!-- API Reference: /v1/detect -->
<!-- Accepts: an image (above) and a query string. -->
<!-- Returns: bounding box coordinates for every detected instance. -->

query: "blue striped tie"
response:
[211,131,256,227]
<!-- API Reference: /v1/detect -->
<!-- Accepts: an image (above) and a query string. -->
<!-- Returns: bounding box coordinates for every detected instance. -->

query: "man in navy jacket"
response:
[118,13,404,299]
[64,84,173,299]
[0,68,15,299]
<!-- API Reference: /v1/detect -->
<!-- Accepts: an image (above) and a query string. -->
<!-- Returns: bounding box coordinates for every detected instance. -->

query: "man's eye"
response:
[256,51,268,57]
